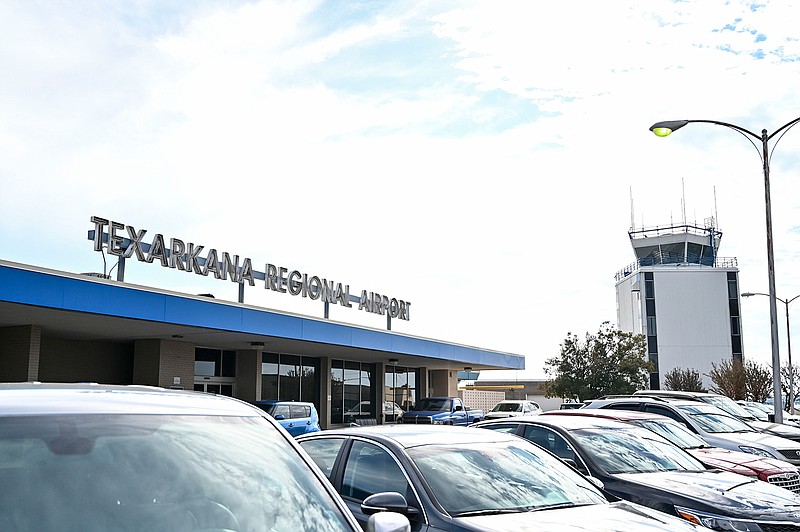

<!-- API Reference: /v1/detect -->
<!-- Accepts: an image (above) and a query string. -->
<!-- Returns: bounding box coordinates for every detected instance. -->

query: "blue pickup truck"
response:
[398,396,483,425]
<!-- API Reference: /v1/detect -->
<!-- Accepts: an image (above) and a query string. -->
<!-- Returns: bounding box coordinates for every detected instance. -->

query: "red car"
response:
[543,409,800,493]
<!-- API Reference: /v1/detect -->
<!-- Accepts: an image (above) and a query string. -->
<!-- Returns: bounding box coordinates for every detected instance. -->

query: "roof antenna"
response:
[682,178,687,225]
[630,186,635,230]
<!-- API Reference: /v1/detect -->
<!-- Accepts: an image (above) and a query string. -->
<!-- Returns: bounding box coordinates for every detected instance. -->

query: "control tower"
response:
[615,217,742,390]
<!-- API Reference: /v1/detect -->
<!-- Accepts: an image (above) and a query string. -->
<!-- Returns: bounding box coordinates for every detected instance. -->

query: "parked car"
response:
[343,401,405,424]
[0,382,407,532]
[634,389,800,442]
[583,395,800,467]
[298,425,712,532]
[473,414,800,530]
[544,409,800,493]
[744,400,800,427]
[484,399,542,419]
[397,397,483,425]
[252,399,321,436]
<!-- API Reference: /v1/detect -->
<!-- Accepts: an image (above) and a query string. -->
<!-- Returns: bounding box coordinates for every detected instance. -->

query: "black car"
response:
[473,415,800,531]
[298,425,712,531]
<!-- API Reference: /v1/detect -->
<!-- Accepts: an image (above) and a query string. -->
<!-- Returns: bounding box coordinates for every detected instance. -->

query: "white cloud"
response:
[2,0,799,373]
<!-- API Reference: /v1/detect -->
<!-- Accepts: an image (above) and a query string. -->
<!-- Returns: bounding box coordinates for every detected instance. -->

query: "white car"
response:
[485,399,542,419]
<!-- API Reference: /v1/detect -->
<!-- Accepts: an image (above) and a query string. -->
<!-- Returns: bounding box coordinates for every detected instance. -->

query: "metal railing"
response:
[615,255,738,281]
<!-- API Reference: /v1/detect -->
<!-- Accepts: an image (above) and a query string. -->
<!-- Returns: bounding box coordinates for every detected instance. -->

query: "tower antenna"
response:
[630,186,635,230]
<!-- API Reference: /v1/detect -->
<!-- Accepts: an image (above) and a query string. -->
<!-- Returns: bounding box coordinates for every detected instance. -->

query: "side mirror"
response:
[585,476,605,491]
[274,415,285,420]
[562,458,589,475]
[366,512,411,532]
[362,492,419,519]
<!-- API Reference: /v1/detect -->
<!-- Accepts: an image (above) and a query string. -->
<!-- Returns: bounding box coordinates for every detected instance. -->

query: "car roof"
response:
[0,382,264,417]
[634,390,720,399]
[479,413,635,431]
[299,424,521,448]
[253,400,314,406]
[585,397,703,408]
[543,409,673,422]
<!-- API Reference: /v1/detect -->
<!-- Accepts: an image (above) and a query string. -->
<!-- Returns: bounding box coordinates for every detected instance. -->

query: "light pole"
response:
[742,291,800,414]
[650,116,800,424]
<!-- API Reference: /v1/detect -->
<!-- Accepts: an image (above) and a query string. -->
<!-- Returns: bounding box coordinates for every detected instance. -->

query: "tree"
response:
[745,360,773,403]
[780,364,800,410]
[707,359,746,400]
[664,368,706,392]
[543,322,650,401]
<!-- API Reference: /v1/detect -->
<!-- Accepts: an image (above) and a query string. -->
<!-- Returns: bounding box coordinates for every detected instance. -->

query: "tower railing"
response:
[615,255,738,282]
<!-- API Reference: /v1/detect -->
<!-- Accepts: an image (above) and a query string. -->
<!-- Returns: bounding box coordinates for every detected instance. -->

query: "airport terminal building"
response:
[0,216,524,428]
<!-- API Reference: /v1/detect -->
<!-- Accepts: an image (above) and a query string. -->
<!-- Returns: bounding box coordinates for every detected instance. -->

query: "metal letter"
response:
[90,216,108,251]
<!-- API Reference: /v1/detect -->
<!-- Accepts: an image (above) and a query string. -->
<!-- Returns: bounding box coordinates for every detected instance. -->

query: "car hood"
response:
[614,470,800,520]
[711,428,800,449]
[750,420,800,439]
[454,501,710,531]
[689,447,794,476]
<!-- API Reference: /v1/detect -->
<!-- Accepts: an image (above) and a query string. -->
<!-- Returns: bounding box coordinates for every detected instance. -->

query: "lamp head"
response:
[650,120,689,137]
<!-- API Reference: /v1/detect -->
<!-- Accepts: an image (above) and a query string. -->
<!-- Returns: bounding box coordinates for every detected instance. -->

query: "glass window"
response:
[195,348,236,378]
[408,440,606,516]
[571,426,705,474]
[261,353,279,400]
[261,354,319,407]
[280,355,301,402]
[291,405,310,419]
[331,361,344,424]
[643,405,686,425]
[341,441,410,502]
[2,414,354,531]
[299,437,347,480]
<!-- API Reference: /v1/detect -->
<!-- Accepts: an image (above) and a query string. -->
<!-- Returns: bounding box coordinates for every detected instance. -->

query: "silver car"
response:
[0,382,406,532]
[583,396,800,467]
[485,399,543,420]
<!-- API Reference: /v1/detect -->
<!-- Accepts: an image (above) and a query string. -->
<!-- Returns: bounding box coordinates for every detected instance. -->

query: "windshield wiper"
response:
[452,508,527,517]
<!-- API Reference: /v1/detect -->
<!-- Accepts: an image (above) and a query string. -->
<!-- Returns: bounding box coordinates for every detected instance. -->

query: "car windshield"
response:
[705,396,758,421]
[492,402,523,413]
[408,440,607,517]
[570,427,706,474]
[677,404,757,433]
[0,414,352,532]
[630,419,707,449]
[412,398,451,412]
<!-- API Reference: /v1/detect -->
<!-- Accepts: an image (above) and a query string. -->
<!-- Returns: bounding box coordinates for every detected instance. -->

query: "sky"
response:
[3,0,800,379]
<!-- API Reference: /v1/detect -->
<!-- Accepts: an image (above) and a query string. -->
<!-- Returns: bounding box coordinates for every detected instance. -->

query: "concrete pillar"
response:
[319,357,332,430]
[235,349,261,402]
[429,369,458,397]
[0,325,40,381]
[133,339,194,388]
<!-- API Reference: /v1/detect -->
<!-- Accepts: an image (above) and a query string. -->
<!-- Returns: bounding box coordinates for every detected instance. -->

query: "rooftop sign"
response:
[89,216,410,322]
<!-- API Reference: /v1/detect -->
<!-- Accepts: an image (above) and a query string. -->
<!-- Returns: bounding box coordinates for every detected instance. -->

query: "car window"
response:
[632,419,706,449]
[300,437,347,480]
[571,426,705,474]
[643,405,686,425]
[273,404,291,418]
[479,422,519,433]
[521,425,577,462]
[341,441,411,502]
[606,402,642,412]
[408,440,607,517]
[676,404,756,433]
[1,414,354,532]
[291,405,311,419]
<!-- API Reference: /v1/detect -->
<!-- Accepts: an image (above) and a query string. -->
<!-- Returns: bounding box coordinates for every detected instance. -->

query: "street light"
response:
[742,291,800,414]
[650,116,800,424]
